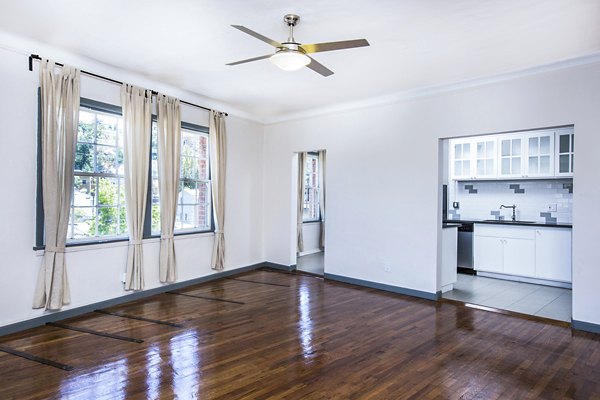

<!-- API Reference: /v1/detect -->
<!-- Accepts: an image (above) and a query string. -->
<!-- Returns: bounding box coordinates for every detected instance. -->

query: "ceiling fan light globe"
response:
[270,51,310,71]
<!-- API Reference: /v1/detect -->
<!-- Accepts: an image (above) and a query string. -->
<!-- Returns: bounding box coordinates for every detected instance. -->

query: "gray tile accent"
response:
[563,183,573,193]
[509,183,525,194]
[464,184,478,194]
[540,212,557,224]
[490,210,500,216]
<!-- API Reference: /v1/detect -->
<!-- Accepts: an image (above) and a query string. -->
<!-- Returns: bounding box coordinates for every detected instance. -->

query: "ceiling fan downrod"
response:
[284,14,300,43]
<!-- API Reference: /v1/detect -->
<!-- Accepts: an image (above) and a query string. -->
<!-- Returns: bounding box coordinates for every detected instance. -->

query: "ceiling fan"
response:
[226,14,370,77]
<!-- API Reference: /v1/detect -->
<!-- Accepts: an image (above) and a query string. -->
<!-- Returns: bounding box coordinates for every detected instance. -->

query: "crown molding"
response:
[263,52,600,125]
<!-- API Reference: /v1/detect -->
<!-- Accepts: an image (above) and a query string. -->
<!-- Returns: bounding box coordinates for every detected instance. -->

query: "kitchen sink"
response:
[483,219,536,224]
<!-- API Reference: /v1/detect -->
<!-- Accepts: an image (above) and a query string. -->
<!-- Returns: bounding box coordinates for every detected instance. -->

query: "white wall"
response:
[262,61,600,325]
[300,222,322,256]
[0,44,264,328]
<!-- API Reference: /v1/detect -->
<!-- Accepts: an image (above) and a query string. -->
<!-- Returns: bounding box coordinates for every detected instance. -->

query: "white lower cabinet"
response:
[474,236,504,273]
[474,224,571,283]
[535,228,572,282]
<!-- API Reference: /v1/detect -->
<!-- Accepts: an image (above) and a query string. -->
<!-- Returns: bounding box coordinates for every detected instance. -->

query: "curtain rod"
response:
[28,54,227,116]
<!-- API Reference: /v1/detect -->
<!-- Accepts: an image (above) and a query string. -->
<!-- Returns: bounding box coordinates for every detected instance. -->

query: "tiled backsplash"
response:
[447,179,573,223]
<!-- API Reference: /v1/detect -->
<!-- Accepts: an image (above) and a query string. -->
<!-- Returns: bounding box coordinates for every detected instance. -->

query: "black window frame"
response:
[35,96,214,250]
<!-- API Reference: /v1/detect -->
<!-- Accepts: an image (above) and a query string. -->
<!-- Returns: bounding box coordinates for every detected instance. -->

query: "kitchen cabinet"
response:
[524,131,554,177]
[450,137,497,180]
[473,224,571,283]
[441,226,458,292]
[535,227,572,282]
[555,129,574,177]
[498,136,523,178]
[474,225,535,276]
[450,127,573,180]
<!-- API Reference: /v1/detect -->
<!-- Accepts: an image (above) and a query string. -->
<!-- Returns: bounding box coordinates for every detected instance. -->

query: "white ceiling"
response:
[1,0,599,122]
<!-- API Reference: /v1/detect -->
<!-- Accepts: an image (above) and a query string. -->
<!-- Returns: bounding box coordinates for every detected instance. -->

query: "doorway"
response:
[439,129,574,323]
[294,151,326,276]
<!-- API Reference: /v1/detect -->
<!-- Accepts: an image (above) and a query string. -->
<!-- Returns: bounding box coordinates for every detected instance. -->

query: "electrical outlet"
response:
[453,201,460,209]
[384,266,391,273]
[547,204,557,212]
[120,273,126,283]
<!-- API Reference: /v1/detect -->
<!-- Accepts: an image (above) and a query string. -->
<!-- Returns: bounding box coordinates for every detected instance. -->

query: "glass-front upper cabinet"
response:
[555,128,574,176]
[498,136,522,178]
[474,138,496,178]
[525,131,554,177]
[452,139,473,179]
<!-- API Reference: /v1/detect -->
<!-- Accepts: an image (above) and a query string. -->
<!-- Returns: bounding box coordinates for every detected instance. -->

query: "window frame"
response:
[302,152,321,223]
[35,96,214,250]
[144,120,213,239]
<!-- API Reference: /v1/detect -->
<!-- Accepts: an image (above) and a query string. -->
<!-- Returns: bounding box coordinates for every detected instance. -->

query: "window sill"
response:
[33,231,215,255]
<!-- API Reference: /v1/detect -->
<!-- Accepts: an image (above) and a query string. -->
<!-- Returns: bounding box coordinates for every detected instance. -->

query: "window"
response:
[303,153,320,221]
[69,102,126,241]
[150,122,212,235]
[35,97,213,249]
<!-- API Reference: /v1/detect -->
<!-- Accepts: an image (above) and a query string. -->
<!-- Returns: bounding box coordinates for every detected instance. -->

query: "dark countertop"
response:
[442,223,462,228]
[443,219,572,228]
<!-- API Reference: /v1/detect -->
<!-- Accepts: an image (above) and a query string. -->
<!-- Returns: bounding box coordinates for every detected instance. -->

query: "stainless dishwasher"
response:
[457,223,474,270]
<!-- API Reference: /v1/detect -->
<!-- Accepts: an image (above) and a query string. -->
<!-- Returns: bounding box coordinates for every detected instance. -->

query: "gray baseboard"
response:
[262,262,296,272]
[572,320,600,334]
[324,273,439,301]
[0,263,263,337]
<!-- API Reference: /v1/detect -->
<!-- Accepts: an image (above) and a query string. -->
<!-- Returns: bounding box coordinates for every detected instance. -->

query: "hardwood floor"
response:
[1,268,600,399]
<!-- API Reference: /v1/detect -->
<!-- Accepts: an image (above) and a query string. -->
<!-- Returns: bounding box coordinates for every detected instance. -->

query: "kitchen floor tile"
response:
[443,273,572,322]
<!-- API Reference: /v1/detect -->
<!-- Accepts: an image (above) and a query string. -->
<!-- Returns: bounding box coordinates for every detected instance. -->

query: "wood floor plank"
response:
[1,273,600,399]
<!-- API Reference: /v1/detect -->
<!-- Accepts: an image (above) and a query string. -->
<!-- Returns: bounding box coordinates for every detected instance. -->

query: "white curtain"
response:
[297,152,306,253]
[33,60,80,310]
[121,85,152,290]
[157,95,181,283]
[210,111,227,270]
[318,150,326,249]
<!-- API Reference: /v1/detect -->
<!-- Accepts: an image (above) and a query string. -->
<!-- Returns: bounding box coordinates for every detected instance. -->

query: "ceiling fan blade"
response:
[231,25,282,48]
[306,56,334,77]
[301,39,370,54]
[226,54,272,66]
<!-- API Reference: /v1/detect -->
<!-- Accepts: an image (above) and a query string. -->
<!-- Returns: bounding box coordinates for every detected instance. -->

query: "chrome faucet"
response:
[500,204,516,221]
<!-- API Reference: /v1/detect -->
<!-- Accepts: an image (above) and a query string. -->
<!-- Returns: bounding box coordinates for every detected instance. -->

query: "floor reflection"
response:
[298,282,315,360]
[169,331,200,397]
[59,358,128,399]
[145,343,162,400]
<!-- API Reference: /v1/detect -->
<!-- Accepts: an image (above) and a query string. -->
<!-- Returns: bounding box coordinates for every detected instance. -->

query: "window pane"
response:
[485,141,494,158]
[78,112,95,143]
[528,156,538,174]
[463,143,470,158]
[501,158,510,174]
[151,204,160,233]
[559,134,570,153]
[540,155,550,173]
[98,177,119,206]
[477,142,484,158]
[73,176,96,207]
[96,114,118,146]
[571,134,574,152]
[96,145,117,174]
[512,157,521,175]
[181,156,199,180]
[75,143,94,172]
[501,140,510,156]
[512,139,521,154]
[182,132,201,158]
[98,206,119,236]
[476,159,484,175]
[454,161,461,175]
[540,136,550,154]
[486,159,493,174]
[559,155,569,173]
[528,137,538,156]
[72,207,96,239]
[454,144,462,159]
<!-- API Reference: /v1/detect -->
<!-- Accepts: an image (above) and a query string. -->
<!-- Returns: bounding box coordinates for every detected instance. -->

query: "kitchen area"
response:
[441,126,574,322]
